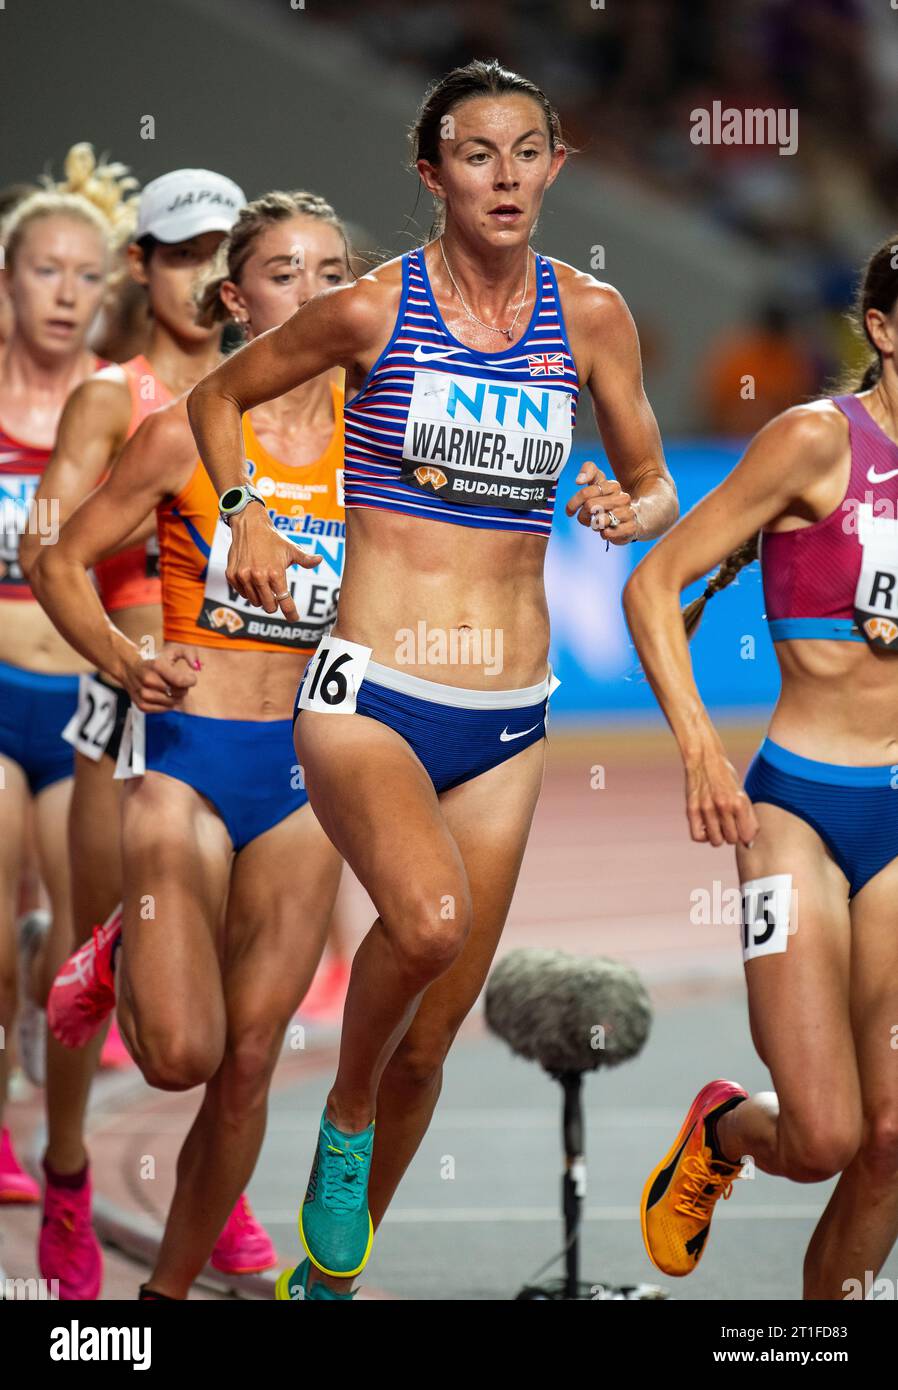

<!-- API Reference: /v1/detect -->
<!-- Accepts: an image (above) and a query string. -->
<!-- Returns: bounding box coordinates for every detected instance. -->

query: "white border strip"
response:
[365,659,552,710]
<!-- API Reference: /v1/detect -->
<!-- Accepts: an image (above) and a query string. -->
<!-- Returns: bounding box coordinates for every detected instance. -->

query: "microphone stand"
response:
[562,1070,584,1299]
[514,1069,666,1301]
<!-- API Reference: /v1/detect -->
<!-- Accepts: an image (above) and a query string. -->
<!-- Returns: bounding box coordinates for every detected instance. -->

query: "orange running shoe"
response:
[641,1079,747,1278]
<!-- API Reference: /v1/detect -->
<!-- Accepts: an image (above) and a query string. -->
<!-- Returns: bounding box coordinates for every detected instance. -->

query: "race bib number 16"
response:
[296,636,373,714]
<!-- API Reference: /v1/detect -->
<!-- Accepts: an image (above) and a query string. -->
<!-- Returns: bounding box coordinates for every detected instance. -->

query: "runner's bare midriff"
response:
[172,645,307,722]
[115,605,164,652]
[1,599,93,674]
[770,640,898,764]
[332,507,551,689]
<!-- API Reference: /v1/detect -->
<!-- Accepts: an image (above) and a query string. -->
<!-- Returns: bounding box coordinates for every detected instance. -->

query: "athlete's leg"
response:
[0,756,29,1130]
[303,738,545,1293]
[367,738,545,1226]
[115,772,232,1090]
[44,753,123,1174]
[800,857,898,1298]
[30,776,76,999]
[147,805,342,1297]
[296,711,474,1134]
[16,800,46,917]
[713,804,862,1181]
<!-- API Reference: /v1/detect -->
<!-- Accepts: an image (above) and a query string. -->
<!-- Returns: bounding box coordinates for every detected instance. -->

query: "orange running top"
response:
[158,379,345,653]
[94,355,172,613]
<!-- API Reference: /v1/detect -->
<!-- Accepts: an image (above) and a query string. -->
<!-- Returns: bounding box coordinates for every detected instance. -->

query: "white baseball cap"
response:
[135,169,245,244]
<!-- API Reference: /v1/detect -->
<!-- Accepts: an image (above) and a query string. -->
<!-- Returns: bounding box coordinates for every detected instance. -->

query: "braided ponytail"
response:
[681,533,759,640]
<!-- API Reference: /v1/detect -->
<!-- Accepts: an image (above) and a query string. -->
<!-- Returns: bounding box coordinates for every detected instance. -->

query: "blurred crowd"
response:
[312,0,896,428]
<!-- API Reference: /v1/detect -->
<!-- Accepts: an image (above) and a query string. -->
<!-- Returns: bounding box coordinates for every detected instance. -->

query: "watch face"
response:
[221,487,244,511]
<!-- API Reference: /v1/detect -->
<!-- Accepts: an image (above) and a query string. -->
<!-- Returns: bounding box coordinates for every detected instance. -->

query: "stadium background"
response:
[5,0,885,717]
[4,0,898,1303]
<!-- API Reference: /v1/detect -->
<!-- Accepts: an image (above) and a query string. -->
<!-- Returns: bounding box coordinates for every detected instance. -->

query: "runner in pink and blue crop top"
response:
[761,392,898,646]
[623,232,898,1294]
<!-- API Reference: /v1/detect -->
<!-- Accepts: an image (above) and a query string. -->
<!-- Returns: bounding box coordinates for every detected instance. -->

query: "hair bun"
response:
[43,142,140,247]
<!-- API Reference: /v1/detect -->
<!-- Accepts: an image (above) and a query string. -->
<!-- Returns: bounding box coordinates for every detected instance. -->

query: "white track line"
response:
[247,1205,824,1224]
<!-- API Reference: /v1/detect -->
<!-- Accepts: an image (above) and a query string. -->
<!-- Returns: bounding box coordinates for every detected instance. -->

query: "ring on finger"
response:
[274,591,290,601]
[607,510,621,529]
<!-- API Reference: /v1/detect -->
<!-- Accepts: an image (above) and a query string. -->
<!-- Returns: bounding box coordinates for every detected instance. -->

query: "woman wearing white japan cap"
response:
[21,167,279,1300]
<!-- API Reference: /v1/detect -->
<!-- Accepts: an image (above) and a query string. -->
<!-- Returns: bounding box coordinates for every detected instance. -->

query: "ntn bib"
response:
[0,424,52,600]
[159,380,345,653]
[343,247,579,538]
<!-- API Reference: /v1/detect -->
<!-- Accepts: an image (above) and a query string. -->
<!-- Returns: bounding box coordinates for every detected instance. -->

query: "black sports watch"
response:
[219,483,265,526]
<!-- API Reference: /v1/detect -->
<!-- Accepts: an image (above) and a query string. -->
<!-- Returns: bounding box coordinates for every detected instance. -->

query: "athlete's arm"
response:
[562,279,677,543]
[29,402,199,710]
[622,404,846,847]
[19,375,131,579]
[93,506,158,560]
[187,278,384,620]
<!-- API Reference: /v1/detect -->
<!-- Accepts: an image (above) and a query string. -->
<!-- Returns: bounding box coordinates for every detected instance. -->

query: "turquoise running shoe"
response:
[298,1109,374,1278]
[275,1256,355,1301]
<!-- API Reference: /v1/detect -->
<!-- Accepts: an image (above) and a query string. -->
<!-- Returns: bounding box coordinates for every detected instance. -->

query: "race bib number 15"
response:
[296,636,373,714]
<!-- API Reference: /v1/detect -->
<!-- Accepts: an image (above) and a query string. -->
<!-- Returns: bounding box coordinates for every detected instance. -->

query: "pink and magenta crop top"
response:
[342,246,580,539]
[761,394,898,644]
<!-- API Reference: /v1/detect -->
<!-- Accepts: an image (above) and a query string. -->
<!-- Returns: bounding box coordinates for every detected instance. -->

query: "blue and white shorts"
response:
[295,651,557,794]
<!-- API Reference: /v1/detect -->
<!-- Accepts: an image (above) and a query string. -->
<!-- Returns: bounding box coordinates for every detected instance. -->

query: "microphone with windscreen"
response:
[485,947,665,1301]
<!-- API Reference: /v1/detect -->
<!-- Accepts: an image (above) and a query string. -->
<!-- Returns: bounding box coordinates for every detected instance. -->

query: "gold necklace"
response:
[438,237,531,342]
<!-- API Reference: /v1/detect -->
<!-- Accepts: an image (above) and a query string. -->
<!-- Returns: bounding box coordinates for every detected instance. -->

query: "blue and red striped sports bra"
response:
[342,246,580,539]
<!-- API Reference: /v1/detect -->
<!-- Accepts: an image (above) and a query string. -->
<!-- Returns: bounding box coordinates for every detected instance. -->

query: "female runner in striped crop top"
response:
[188,60,679,1297]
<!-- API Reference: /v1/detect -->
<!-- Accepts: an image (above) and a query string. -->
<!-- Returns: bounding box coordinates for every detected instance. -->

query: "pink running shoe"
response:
[48,905,121,1049]
[99,1017,134,1070]
[210,1194,278,1275]
[39,1167,103,1300]
[0,1127,40,1204]
[296,958,351,1024]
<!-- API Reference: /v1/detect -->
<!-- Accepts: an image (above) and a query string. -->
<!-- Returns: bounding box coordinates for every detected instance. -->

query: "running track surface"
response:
[8,721,889,1300]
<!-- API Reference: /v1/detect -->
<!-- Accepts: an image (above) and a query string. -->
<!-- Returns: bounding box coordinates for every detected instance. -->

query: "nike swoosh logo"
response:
[867,465,898,484]
[412,345,465,363]
[499,722,541,742]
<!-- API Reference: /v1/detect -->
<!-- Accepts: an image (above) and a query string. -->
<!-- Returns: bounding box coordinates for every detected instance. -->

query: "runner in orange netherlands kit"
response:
[0,170,119,1208]
[19,168,280,1300]
[33,191,352,1299]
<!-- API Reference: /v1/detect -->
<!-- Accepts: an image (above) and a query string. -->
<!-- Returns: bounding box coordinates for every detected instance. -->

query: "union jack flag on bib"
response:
[527,352,566,376]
